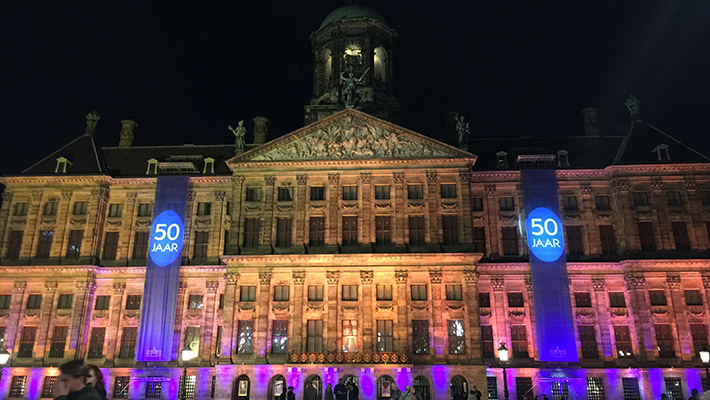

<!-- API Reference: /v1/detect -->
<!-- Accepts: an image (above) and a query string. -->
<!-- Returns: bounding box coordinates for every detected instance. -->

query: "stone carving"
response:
[32,191,43,201]
[650,176,663,191]
[524,277,533,292]
[624,95,641,117]
[259,270,272,285]
[273,304,289,313]
[376,304,394,312]
[14,281,27,293]
[455,115,470,150]
[186,309,202,320]
[407,202,424,209]
[244,205,262,212]
[484,184,496,197]
[509,309,526,319]
[292,271,306,285]
[45,282,58,293]
[702,273,710,289]
[297,174,308,186]
[341,203,359,211]
[441,202,458,210]
[360,270,374,284]
[229,121,247,152]
[459,168,471,183]
[395,270,408,284]
[579,182,592,194]
[276,204,294,212]
[652,308,669,315]
[214,191,226,201]
[264,175,276,186]
[341,68,369,108]
[342,305,359,312]
[464,269,478,284]
[326,271,340,285]
[70,218,87,227]
[684,175,696,190]
[306,303,325,312]
[425,170,438,183]
[575,309,595,319]
[491,277,505,291]
[206,281,219,293]
[429,269,442,284]
[610,178,629,195]
[1,190,11,201]
[233,174,245,185]
[187,190,196,202]
[592,278,606,292]
[178,280,188,294]
[374,203,391,209]
[225,273,239,286]
[239,303,255,311]
[360,172,371,184]
[393,171,404,184]
[624,273,645,290]
[411,304,428,311]
[62,190,73,200]
[611,308,628,317]
[666,274,681,290]
[328,173,340,184]
[85,109,100,135]
[113,282,126,294]
[479,308,491,317]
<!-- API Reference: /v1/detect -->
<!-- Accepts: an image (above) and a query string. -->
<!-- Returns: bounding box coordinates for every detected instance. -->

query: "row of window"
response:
[476,289,705,309]
[246,183,457,203]
[0,293,140,311]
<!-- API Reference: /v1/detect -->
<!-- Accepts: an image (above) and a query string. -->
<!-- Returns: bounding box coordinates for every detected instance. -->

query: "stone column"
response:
[395,271,409,354]
[491,278,507,351]
[393,172,405,245]
[117,192,137,260]
[610,179,633,252]
[465,269,482,360]
[254,270,272,362]
[484,185,500,256]
[360,173,372,246]
[69,277,96,359]
[23,191,43,258]
[666,273,689,360]
[87,185,109,260]
[624,273,653,362]
[8,282,26,366]
[651,177,672,250]
[327,173,340,246]
[426,171,439,246]
[105,282,126,364]
[263,175,277,247]
[429,269,445,363]
[683,176,705,249]
[227,175,245,254]
[38,282,58,361]
[55,190,73,258]
[171,281,188,361]
[360,271,374,353]
[592,277,613,359]
[580,183,600,255]
[211,191,226,257]
[202,281,219,365]
[326,271,340,353]
[459,169,473,244]
[291,271,306,352]
[295,175,308,246]
[221,273,238,360]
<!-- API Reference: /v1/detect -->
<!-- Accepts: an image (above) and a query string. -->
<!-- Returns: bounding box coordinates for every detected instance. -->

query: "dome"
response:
[319,4,389,30]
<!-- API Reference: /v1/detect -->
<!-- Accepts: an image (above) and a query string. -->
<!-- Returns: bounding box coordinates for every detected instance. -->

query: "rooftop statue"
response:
[229,121,247,152]
[341,68,369,108]
[455,115,470,150]
[624,95,641,117]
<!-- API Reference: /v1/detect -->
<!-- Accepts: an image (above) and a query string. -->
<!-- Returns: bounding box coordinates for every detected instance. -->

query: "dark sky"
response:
[1,1,709,176]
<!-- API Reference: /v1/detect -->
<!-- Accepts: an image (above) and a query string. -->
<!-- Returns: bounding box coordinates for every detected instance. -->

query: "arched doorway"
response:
[450,375,467,400]
[341,374,359,388]
[233,375,250,400]
[413,376,431,400]
[377,375,396,399]
[268,374,287,400]
[304,374,323,400]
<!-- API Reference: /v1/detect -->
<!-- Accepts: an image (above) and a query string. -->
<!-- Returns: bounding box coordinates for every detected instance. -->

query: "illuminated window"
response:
[193,231,209,258]
[342,320,357,352]
[72,202,87,215]
[637,222,656,252]
[36,230,54,258]
[18,326,36,358]
[178,376,195,399]
[579,325,599,359]
[243,218,260,248]
[375,185,390,200]
[487,377,499,400]
[672,221,690,251]
[685,290,703,306]
[442,215,459,245]
[374,47,387,82]
[274,286,289,302]
[49,326,68,358]
[595,196,611,210]
[145,380,162,399]
[375,215,391,245]
[215,326,223,357]
[119,327,138,359]
[272,320,288,354]
[655,324,675,358]
[499,197,515,211]
[609,292,626,308]
[310,186,325,201]
[632,192,649,207]
[308,285,324,301]
[648,290,667,306]
[188,295,203,309]
[614,326,633,358]
[57,294,73,309]
[7,230,23,259]
[511,325,528,358]
[552,381,569,400]
[66,230,83,258]
[377,320,394,352]
[237,321,253,354]
[342,285,358,301]
[307,320,323,352]
[197,202,212,216]
[440,184,457,199]
[245,188,261,202]
[411,285,427,301]
[9,376,27,398]
[26,294,42,309]
[412,320,429,355]
[481,325,494,358]
[95,295,110,310]
[446,285,463,301]
[277,187,293,202]
[43,201,58,216]
[472,197,484,211]
[185,326,201,356]
[309,216,325,247]
[125,295,142,310]
[108,204,123,217]
[42,376,57,399]
[574,292,592,308]
[376,285,392,301]
[342,216,358,246]
[240,286,256,302]
[13,202,28,216]
[516,378,533,400]
[664,377,683,400]
[102,232,119,260]
[586,377,605,400]
[343,186,358,201]
[133,232,149,260]
[408,215,425,246]
[87,327,105,358]
[323,48,332,82]
[447,319,466,354]
[114,376,130,399]
[275,218,292,247]
[408,184,423,200]
[599,225,617,255]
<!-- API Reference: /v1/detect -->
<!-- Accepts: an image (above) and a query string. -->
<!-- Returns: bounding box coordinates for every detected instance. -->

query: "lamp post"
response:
[700,349,710,392]
[498,342,510,400]
[180,346,196,400]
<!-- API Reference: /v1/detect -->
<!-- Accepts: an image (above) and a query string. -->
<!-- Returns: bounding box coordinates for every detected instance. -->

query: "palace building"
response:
[1,4,710,400]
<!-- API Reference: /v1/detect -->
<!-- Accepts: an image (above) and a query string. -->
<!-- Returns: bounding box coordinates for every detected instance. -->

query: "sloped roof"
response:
[103,145,235,176]
[22,134,106,175]
[613,120,709,165]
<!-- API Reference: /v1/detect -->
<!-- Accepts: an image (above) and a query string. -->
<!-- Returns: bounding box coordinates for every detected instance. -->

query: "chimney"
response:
[444,112,459,146]
[253,116,269,145]
[580,108,600,136]
[118,119,138,148]
[84,109,100,136]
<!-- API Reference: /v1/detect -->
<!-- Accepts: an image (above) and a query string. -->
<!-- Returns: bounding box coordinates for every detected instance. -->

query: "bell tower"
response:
[305,4,400,125]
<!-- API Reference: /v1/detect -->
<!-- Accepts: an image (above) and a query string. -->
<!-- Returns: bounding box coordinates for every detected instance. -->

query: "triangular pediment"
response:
[231,109,475,163]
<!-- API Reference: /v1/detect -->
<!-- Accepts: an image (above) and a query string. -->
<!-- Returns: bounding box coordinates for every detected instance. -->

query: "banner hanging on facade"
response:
[521,169,578,362]
[136,176,190,361]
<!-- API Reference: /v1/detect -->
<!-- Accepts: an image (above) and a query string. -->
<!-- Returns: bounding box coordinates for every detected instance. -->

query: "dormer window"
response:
[496,151,508,169]
[652,144,670,161]
[55,157,72,173]
[203,157,215,174]
[146,158,158,175]
[557,150,570,167]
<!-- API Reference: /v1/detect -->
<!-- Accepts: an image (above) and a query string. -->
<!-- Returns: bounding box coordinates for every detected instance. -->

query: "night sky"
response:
[1,1,709,176]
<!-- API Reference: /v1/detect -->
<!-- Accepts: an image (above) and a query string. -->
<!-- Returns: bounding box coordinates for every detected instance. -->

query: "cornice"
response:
[228,158,475,170]
[221,253,482,268]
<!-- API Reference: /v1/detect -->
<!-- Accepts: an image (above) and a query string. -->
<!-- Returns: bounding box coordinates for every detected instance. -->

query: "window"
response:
[551,381,569,400]
[188,294,203,309]
[113,376,130,399]
[49,326,68,358]
[685,290,703,306]
[95,295,110,310]
[342,285,358,301]
[672,221,690,251]
[343,320,358,352]
[14,202,28,216]
[376,285,392,301]
[183,326,200,358]
[237,321,253,354]
[375,215,391,245]
[408,184,423,200]
[18,326,36,357]
[497,151,509,168]
[119,327,138,358]
[515,378,533,400]
[501,227,518,255]
[566,226,584,255]
[487,377,499,400]
[667,191,683,206]
[511,325,528,358]
[579,325,599,359]
[274,286,290,302]
[308,285,324,301]
[307,320,323,352]
[375,185,390,200]
[599,225,617,255]
[87,327,105,358]
[57,294,73,309]
[137,203,152,217]
[0,294,11,309]
[102,232,119,260]
[145,380,162,399]
[277,187,293,202]
[574,292,592,308]
[499,197,515,211]
[408,215,425,246]
[412,320,429,355]
[655,324,675,358]
[595,196,611,210]
[132,231,149,260]
[66,230,83,258]
[442,215,459,245]
[108,204,123,217]
[614,326,633,358]
[126,295,142,310]
[479,292,491,308]
[55,157,71,173]
[146,158,158,175]
[245,187,261,202]
[377,320,394,352]
[342,216,358,246]
[27,294,42,309]
[609,292,626,308]
[638,222,656,252]
[240,286,256,302]
[193,231,209,258]
[447,319,466,354]
[43,201,58,216]
[276,218,292,247]
[9,376,26,398]
[272,320,288,354]
[446,285,463,300]
[473,227,486,254]
[562,196,578,211]
[310,186,325,201]
[440,184,457,199]
[243,218,260,248]
[203,157,214,174]
[215,326,223,357]
[36,230,54,258]
[308,217,325,247]
[411,284,427,301]
[178,375,196,399]
[632,191,649,207]
[649,290,667,306]
[72,202,87,215]
[472,197,484,211]
[664,377,683,400]
[700,190,710,206]
[7,230,23,259]
[42,376,58,399]
[507,292,524,308]
[481,325,494,358]
[586,377,605,400]
[622,377,641,400]
[195,202,211,216]
[690,324,709,357]
[343,186,358,201]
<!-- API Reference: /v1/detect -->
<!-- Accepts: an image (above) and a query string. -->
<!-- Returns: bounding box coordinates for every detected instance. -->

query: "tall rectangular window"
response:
[447,319,466,354]
[408,215,425,246]
[94,295,110,310]
[342,186,358,201]
[579,325,599,359]
[649,290,667,306]
[0,294,11,309]
[137,203,152,217]
[342,216,358,246]
[119,327,138,358]
[595,196,611,210]
[499,196,515,211]
[71,202,87,215]
[700,190,710,206]
[42,376,57,399]
[690,324,709,357]
[664,377,683,400]
[472,197,484,211]
[685,290,703,306]
[57,294,73,309]
[574,292,592,308]
[342,320,358,352]
[376,285,392,301]
[481,325,494,358]
[479,292,491,308]
[102,232,119,260]
[614,326,633,358]
[501,227,518,255]
[411,285,427,301]
[655,324,675,358]
[552,381,570,400]
[622,377,641,400]
[145,380,162,399]
[240,286,256,302]
[446,285,463,300]
[672,221,690,251]
[473,226,486,254]
[667,191,683,206]
[412,320,429,355]
[197,202,212,215]
[507,292,524,308]
[310,186,325,201]
[566,226,583,255]
[638,222,656,252]
[308,285,324,301]
[113,376,130,399]
[632,191,649,207]
[43,201,58,216]
[516,378,533,400]
[442,215,459,245]
[26,294,42,309]
[87,327,105,358]
[342,285,358,301]
[274,286,290,301]
[108,203,123,217]
[49,326,68,358]
[487,377,499,400]
[276,218,292,247]
[375,185,390,200]
[133,231,150,260]
[178,375,196,398]
[307,320,323,352]
[237,321,253,354]
[215,326,223,357]
[243,218,260,248]
[193,231,209,257]
[66,230,83,258]
[277,187,293,202]
[599,225,617,254]
[18,326,36,357]
[188,294,203,309]
[609,292,626,308]
[440,184,457,199]
[14,202,28,216]
[9,376,27,398]
[586,377,605,400]
[562,196,578,211]
[125,295,141,310]
[408,184,423,200]
[511,325,528,358]
[309,217,325,247]
[7,230,23,259]
[377,320,394,352]
[245,187,261,202]
[36,230,54,258]
[272,320,288,354]
[375,215,391,245]
[184,326,200,357]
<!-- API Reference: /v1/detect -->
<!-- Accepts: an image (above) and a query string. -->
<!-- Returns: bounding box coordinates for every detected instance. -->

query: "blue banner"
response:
[521,169,578,362]
[136,176,190,361]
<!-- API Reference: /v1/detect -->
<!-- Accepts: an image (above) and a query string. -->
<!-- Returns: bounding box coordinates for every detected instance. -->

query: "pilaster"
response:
[459,169,473,244]
[360,173,372,245]
[465,269,482,361]
[291,271,306,352]
[106,282,126,365]
[326,271,340,354]
[37,281,58,362]
[328,173,340,246]
[484,185,500,256]
[360,270,374,353]
[264,175,277,247]
[172,280,188,362]
[254,270,272,362]
[666,273,689,360]
[395,270,409,354]
[69,277,96,360]
[55,190,73,258]
[592,277,613,359]
[393,172,405,245]
[227,174,245,255]
[295,175,308,245]
[624,273,652,362]
[202,280,219,365]
[429,268,445,363]
[221,273,238,360]
[426,171,439,245]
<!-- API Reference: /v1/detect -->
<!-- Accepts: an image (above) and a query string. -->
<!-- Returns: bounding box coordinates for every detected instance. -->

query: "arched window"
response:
[268,375,286,400]
[377,375,395,399]
[342,374,359,388]
[450,375,467,400]
[304,375,322,400]
[374,47,387,82]
[235,375,250,400]
[323,49,333,83]
[413,376,431,400]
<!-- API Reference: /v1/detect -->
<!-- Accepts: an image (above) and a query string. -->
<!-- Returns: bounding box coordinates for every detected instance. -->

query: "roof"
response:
[319,4,388,30]
[103,145,235,176]
[613,120,709,165]
[22,134,106,175]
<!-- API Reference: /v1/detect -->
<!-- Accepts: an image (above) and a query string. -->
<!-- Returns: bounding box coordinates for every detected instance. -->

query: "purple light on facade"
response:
[28,368,44,398]
[396,368,411,391]
[358,369,374,398]
[647,369,664,398]
[431,366,449,391]
[289,367,301,391]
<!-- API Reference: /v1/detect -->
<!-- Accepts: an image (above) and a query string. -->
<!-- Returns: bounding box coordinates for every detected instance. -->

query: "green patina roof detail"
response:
[319,5,388,29]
